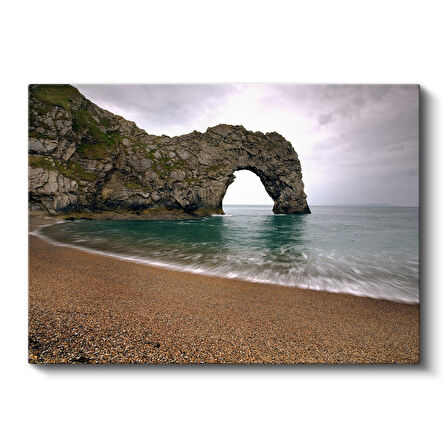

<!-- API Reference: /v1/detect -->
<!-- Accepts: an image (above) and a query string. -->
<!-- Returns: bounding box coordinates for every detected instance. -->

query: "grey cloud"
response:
[74,83,419,206]
[318,113,333,126]
[76,84,238,132]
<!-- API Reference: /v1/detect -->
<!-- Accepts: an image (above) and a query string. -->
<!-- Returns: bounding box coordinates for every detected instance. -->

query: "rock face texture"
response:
[29,85,310,218]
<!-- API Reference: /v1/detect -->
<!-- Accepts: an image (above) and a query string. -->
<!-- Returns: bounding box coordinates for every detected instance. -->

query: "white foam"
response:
[31,220,419,305]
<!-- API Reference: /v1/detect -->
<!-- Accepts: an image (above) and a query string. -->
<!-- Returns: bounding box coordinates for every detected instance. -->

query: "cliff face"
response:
[28,84,310,218]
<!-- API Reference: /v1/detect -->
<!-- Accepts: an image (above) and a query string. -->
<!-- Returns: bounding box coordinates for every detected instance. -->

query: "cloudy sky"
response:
[76,84,419,206]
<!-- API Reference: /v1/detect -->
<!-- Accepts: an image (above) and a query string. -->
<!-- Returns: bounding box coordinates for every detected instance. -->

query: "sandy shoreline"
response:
[29,217,420,364]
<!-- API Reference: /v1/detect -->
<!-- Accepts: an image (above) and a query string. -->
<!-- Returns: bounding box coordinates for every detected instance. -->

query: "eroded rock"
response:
[28,85,310,217]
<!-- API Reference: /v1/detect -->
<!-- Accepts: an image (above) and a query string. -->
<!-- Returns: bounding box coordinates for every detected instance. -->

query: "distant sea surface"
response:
[36,205,419,304]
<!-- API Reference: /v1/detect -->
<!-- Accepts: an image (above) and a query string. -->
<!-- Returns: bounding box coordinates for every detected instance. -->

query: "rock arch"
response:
[28,85,310,218]
[175,124,311,215]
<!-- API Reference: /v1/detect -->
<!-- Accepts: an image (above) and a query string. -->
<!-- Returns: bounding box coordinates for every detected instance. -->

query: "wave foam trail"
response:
[34,206,419,304]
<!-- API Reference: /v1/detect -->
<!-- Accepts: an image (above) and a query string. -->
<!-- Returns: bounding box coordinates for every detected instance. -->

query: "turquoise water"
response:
[36,205,419,303]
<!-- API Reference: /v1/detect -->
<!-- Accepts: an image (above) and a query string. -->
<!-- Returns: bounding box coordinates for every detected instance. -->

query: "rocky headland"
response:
[29,85,310,219]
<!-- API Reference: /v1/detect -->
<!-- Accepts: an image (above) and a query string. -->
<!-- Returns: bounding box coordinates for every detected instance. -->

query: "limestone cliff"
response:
[28,84,310,218]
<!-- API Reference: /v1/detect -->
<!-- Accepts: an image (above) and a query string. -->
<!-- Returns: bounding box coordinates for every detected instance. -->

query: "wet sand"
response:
[28,217,420,364]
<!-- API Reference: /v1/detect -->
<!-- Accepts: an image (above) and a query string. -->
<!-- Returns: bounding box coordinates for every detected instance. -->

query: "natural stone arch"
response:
[28,85,310,218]
[173,124,311,215]
[215,164,306,215]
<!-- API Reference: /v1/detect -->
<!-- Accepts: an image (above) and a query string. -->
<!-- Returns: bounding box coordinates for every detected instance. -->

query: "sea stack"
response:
[28,84,310,218]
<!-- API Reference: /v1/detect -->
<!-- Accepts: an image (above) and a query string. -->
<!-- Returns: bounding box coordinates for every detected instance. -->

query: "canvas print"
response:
[28,84,419,364]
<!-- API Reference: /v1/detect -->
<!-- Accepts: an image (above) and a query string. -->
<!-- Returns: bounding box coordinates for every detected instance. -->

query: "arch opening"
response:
[221,169,274,213]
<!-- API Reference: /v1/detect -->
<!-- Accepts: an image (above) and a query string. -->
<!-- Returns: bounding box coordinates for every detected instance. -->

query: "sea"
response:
[35,205,419,304]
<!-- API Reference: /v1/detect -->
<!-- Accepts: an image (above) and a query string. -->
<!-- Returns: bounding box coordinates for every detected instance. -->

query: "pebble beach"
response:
[29,217,420,364]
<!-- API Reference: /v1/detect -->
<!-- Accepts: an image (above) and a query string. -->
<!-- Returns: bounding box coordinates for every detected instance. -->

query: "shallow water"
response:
[36,205,419,303]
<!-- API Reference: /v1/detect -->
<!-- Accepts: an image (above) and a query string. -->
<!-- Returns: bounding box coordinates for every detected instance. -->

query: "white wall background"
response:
[1,1,446,447]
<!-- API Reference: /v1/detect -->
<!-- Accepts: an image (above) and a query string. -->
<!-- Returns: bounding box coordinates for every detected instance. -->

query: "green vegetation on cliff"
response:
[28,84,310,216]
[29,155,97,182]
[74,109,121,146]
[77,143,110,160]
[31,84,80,112]
[29,155,54,171]
[59,161,98,182]
[124,179,150,191]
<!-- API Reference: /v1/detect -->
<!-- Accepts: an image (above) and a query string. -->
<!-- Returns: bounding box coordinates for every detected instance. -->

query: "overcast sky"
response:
[76,84,419,206]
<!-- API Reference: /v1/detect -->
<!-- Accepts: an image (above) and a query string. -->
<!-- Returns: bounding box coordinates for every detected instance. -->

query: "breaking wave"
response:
[33,205,419,304]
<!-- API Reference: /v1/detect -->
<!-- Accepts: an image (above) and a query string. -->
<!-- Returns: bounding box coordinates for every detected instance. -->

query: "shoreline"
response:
[29,216,420,364]
[31,217,418,306]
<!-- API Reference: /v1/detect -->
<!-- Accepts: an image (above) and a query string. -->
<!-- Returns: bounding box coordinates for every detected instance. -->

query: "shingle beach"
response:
[29,217,419,364]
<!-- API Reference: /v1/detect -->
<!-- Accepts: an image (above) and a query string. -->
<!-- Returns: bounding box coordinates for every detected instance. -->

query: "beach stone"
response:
[28,84,310,217]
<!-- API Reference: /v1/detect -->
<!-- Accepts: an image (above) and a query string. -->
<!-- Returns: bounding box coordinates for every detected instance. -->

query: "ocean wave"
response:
[32,206,419,304]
